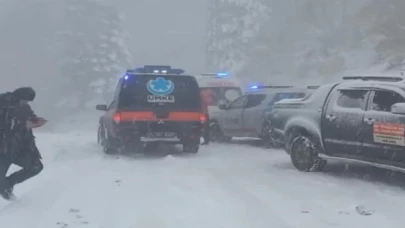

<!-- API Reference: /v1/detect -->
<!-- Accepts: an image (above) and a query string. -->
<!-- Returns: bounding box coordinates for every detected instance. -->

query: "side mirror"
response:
[96,104,107,111]
[391,103,405,114]
[218,103,227,110]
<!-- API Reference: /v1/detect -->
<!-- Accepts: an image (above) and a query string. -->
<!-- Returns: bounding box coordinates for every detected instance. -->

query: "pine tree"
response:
[56,0,132,112]
[207,0,270,79]
[356,0,405,70]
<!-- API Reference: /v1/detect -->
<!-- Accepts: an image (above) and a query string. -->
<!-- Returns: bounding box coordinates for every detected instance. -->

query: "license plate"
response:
[146,132,177,137]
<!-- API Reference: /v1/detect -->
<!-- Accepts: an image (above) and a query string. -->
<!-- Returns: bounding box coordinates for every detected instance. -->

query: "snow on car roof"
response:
[340,77,405,89]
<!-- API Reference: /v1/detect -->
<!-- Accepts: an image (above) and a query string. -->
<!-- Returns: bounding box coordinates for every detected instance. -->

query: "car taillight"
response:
[113,113,121,124]
[200,114,207,123]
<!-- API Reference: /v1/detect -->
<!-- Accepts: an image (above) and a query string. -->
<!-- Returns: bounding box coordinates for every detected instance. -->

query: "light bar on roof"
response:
[128,65,184,74]
[343,76,403,82]
[216,72,228,77]
[200,72,229,77]
[257,85,294,89]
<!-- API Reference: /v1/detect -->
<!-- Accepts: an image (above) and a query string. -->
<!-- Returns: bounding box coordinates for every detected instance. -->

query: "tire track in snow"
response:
[33,155,121,228]
[34,152,271,228]
[192,161,296,228]
[31,155,176,228]
[0,135,106,227]
[203,144,405,228]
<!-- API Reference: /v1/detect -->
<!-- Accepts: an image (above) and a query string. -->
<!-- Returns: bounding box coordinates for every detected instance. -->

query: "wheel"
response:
[97,125,104,144]
[209,123,221,142]
[183,142,199,153]
[102,131,119,155]
[261,123,276,148]
[209,124,232,143]
[289,135,326,172]
[103,137,119,155]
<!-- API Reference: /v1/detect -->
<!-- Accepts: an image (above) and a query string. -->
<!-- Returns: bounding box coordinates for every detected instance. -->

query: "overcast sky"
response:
[119,0,208,75]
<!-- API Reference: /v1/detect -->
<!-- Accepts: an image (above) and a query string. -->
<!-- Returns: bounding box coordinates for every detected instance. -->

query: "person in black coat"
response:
[0,87,47,200]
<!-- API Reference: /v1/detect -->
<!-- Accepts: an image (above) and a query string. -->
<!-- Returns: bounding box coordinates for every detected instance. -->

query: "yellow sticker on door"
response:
[373,122,405,146]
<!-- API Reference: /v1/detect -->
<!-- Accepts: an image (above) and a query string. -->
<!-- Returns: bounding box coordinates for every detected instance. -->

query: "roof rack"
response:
[342,76,404,82]
[250,85,319,89]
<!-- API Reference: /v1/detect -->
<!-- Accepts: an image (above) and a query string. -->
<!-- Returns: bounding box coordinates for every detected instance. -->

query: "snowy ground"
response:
[0,132,405,228]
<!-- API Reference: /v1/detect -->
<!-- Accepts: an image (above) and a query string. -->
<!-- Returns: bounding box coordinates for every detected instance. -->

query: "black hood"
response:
[12,87,36,101]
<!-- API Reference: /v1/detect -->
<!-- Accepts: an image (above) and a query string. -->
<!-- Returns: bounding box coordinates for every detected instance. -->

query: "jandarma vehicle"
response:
[268,74,405,173]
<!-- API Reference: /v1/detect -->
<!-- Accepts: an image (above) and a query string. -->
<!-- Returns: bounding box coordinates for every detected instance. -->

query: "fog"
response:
[119,0,207,75]
[0,0,208,128]
[0,0,405,129]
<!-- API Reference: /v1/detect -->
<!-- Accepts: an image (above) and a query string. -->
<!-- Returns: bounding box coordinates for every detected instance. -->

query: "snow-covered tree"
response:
[207,0,405,83]
[356,0,405,70]
[56,0,132,111]
[207,0,269,76]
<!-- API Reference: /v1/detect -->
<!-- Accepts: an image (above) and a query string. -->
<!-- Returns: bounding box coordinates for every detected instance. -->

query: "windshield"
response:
[200,87,242,106]
[118,75,201,111]
[269,92,306,104]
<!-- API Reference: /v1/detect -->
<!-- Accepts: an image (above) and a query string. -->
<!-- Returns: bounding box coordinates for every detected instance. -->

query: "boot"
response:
[0,182,15,201]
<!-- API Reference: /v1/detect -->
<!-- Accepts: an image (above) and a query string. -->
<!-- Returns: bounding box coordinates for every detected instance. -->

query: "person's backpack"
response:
[0,93,19,156]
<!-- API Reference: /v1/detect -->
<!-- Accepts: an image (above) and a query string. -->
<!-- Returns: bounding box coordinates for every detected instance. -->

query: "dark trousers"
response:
[203,113,210,144]
[0,151,43,190]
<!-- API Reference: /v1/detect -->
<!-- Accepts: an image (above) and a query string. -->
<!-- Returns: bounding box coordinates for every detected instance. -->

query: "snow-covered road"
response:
[0,131,405,228]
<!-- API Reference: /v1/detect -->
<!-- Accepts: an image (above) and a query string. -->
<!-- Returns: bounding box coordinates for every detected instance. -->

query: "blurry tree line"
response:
[207,0,405,83]
[0,0,132,121]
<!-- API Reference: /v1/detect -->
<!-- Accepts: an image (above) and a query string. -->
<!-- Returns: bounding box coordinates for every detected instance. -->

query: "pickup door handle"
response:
[364,118,375,124]
[325,114,336,121]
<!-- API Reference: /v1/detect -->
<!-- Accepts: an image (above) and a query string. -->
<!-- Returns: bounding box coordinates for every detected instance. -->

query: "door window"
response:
[336,90,368,109]
[245,94,266,108]
[269,92,306,105]
[114,79,122,99]
[228,96,247,109]
[371,90,405,112]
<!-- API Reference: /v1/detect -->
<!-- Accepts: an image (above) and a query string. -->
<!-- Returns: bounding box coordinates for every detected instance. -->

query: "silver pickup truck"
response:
[209,86,318,146]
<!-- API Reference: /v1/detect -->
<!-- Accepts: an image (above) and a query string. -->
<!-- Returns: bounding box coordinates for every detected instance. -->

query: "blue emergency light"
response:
[216,72,228,77]
[200,72,229,78]
[247,82,263,90]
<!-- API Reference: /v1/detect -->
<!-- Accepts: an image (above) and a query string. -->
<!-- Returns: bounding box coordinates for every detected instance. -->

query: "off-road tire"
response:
[261,123,280,148]
[290,135,326,172]
[209,124,232,143]
[97,125,104,144]
[103,136,119,155]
